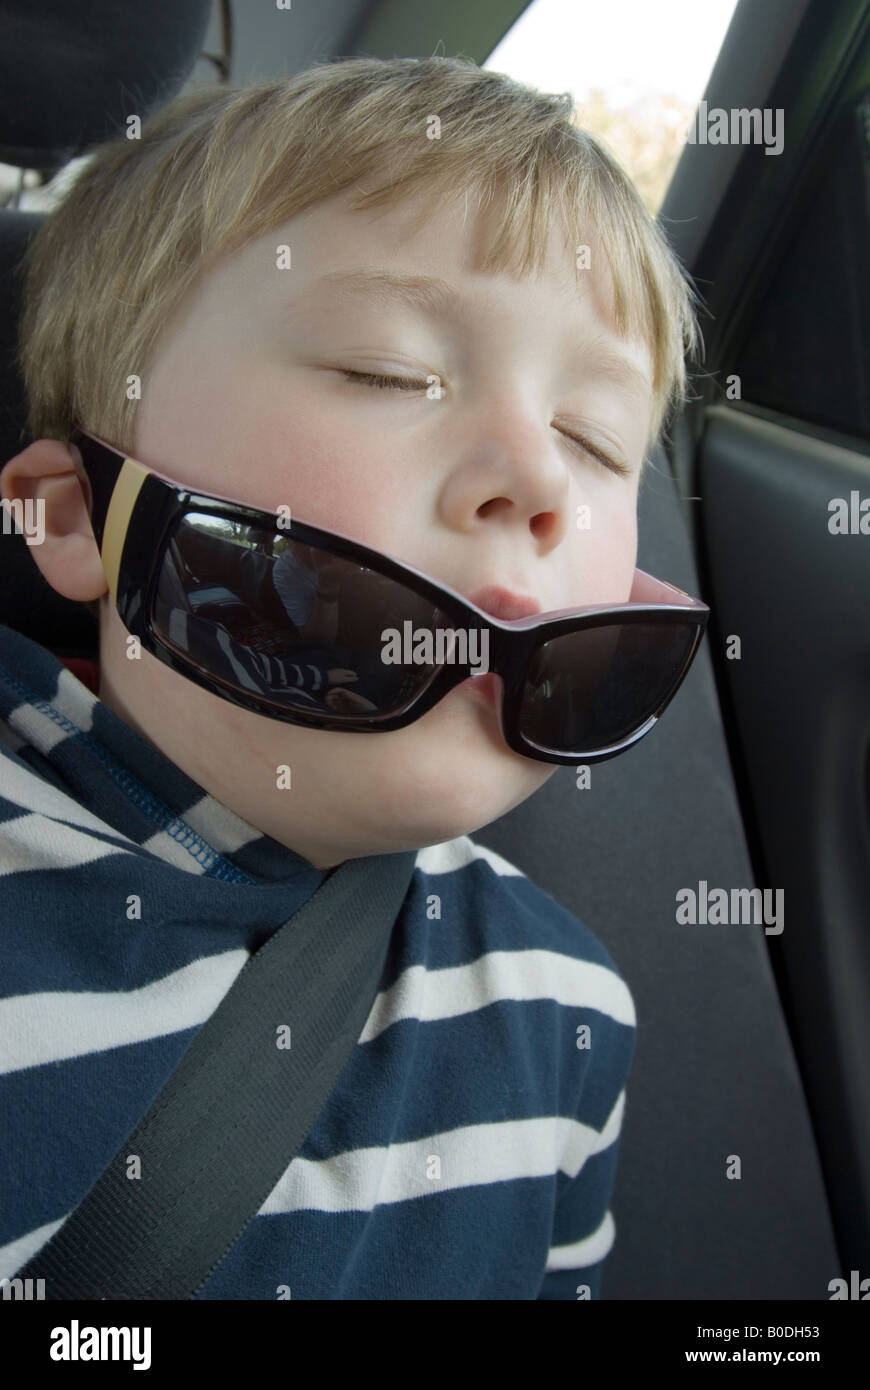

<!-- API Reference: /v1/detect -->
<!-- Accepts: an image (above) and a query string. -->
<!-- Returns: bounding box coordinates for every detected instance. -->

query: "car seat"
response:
[0,0,841,1298]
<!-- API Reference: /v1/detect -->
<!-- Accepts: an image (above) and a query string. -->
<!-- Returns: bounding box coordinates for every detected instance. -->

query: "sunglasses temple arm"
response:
[69,427,126,551]
[630,567,707,609]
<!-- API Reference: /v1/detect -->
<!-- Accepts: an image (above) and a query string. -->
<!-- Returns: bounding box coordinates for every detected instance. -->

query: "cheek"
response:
[570,491,638,605]
[244,410,399,541]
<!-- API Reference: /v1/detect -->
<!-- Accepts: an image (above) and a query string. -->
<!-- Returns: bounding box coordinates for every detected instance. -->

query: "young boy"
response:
[0,56,700,1299]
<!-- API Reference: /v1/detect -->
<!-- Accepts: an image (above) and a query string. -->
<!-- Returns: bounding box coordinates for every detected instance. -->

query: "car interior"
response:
[1,0,867,1300]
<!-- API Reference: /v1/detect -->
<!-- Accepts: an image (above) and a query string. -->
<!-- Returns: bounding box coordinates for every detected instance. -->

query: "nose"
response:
[442,401,572,548]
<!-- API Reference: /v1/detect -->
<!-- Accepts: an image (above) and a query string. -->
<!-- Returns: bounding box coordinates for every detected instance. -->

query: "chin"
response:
[353,725,551,847]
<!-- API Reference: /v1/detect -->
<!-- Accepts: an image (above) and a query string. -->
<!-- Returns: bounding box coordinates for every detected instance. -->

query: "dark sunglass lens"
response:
[520,620,698,753]
[150,512,453,719]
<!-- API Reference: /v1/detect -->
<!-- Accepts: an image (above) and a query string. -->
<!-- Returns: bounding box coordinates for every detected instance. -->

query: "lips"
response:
[465,586,542,620]
[451,587,539,720]
[460,671,500,708]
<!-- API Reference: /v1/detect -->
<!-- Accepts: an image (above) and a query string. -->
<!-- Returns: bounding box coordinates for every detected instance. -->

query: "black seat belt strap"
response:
[16,848,417,1300]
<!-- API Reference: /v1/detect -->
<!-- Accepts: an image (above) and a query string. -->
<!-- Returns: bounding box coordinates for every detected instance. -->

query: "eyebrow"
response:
[312,268,463,319]
[304,268,652,399]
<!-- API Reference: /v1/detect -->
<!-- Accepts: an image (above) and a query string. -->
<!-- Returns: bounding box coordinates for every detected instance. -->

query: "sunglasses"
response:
[70,425,709,767]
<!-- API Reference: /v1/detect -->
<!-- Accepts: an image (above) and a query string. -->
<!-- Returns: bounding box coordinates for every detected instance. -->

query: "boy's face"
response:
[10,182,655,870]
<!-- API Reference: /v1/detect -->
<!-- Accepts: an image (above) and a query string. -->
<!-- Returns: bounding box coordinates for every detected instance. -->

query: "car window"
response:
[486,0,740,213]
[732,87,870,442]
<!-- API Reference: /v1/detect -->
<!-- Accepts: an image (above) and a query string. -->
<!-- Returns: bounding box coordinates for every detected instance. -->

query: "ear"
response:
[0,438,107,602]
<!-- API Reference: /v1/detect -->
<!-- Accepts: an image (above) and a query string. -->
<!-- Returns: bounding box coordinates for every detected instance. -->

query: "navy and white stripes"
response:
[0,622,635,1299]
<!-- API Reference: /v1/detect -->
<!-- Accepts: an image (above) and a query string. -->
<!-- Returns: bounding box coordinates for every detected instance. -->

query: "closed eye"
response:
[340,370,425,391]
[555,428,632,479]
[341,371,631,478]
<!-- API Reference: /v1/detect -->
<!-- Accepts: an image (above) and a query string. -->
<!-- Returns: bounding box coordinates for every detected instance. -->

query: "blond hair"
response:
[16,55,701,468]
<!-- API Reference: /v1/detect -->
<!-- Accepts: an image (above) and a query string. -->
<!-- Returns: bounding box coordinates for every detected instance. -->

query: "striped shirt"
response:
[0,621,636,1300]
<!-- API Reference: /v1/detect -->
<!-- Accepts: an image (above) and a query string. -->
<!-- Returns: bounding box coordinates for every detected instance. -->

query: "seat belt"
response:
[16,848,417,1300]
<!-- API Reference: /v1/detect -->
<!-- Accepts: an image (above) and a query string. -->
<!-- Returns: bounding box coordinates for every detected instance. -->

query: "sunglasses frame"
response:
[70,425,710,766]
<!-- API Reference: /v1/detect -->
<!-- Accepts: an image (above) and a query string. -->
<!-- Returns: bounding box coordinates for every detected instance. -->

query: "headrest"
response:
[0,0,213,168]
[0,0,212,656]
